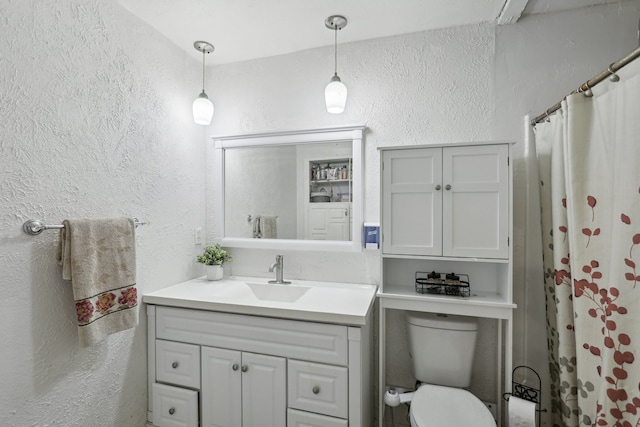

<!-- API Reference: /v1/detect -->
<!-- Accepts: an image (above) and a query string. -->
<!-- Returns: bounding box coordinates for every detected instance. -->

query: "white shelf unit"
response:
[308,157,353,203]
[305,157,353,241]
[377,142,515,427]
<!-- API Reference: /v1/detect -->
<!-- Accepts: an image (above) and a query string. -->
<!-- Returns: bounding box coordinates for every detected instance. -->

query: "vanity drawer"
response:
[156,339,200,389]
[288,360,348,418]
[151,383,198,427]
[288,408,348,427]
[156,306,348,365]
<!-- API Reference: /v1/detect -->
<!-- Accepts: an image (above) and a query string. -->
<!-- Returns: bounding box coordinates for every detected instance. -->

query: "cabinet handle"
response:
[232,363,239,371]
[344,209,348,216]
[168,408,175,415]
[445,184,452,190]
[435,184,442,191]
[241,365,249,372]
[312,386,320,395]
[171,362,178,369]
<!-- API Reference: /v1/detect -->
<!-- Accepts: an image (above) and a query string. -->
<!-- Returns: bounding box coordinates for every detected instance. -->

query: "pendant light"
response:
[324,15,348,114]
[192,41,215,126]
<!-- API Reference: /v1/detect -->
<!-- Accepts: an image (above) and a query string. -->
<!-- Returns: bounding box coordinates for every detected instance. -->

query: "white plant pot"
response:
[205,265,223,281]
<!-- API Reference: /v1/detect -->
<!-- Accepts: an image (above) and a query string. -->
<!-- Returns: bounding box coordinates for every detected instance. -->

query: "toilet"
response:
[405,311,496,427]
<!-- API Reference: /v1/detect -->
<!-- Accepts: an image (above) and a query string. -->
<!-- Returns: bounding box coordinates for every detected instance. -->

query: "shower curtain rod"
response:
[531,46,640,125]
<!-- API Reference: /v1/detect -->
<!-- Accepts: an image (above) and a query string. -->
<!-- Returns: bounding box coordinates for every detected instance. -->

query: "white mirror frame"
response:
[213,126,365,252]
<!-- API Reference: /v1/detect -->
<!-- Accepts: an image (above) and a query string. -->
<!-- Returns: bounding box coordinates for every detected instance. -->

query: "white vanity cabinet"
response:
[382,144,509,259]
[146,302,372,427]
[377,142,515,426]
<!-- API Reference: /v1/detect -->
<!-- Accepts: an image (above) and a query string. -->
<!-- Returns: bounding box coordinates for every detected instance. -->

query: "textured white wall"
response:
[207,3,640,425]
[2,0,639,425]
[0,1,206,426]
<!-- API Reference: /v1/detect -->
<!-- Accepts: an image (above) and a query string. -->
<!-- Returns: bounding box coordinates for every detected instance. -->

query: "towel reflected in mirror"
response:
[252,215,278,239]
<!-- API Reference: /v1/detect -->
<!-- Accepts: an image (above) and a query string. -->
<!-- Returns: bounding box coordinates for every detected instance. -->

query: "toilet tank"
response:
[406,312,478,388]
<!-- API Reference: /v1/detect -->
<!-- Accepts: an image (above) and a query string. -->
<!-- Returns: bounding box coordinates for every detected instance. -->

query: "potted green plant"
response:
[196,244,232,281]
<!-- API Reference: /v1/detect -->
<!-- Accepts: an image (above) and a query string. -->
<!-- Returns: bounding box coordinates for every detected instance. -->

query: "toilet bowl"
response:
[405,311,496,427]
[409,384,495,427]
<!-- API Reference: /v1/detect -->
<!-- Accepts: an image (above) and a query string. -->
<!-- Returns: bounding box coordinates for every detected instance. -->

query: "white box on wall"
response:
[364,223,380,250]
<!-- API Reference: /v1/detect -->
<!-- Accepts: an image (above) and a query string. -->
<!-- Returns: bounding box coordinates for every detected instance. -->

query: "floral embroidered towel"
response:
[57,218,138,347]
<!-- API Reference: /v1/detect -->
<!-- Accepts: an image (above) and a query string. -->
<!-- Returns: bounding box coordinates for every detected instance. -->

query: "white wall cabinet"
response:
[147,305,372,427]
[382,144,509,259]
[378,142,515,426]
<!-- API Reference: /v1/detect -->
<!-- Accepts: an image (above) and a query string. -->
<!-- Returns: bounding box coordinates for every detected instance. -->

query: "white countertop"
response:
[143,276,378,326]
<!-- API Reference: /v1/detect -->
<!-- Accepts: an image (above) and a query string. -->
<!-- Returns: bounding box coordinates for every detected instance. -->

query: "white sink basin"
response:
[246,282,311,303]
[143,276,378,326]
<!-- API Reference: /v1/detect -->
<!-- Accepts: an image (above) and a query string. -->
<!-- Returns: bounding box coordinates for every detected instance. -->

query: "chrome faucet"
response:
[268,255,291,284]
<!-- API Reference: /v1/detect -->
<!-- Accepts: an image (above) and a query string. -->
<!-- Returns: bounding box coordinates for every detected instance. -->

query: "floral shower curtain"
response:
[535,58,640,427]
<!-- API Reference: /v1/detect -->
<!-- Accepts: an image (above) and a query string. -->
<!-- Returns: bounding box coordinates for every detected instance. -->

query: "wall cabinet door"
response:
[382,144,509,259]
[382,147,442,255]
[442,144,509,258]
[201,347,286,427]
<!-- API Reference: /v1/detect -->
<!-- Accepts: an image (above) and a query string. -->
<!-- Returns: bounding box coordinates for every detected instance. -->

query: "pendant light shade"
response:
[324,15,348,114]
[193,41,215,126]
[325,75,347,114]
[193,91,214,125]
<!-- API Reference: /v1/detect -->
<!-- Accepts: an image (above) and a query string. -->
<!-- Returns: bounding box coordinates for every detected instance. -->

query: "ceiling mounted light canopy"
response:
[324,15,348,114]
[193,41,215,126]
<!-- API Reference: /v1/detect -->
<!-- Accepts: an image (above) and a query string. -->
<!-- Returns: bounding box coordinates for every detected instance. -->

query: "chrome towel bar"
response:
[22,218,148,236]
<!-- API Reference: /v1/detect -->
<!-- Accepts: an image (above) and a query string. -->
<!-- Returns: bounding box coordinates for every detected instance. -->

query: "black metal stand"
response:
[502,366,547,427]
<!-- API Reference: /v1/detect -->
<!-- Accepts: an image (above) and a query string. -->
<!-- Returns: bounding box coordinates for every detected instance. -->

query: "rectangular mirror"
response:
[214,126,364,252]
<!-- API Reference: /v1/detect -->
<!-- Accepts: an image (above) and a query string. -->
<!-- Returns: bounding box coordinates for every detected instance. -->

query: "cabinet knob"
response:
[171,362,179,369]
[344,209,348,216]
[168,408,175,415]
[445,184,452,191]
[312,386,320,395]
[232,363,239,371]
[435,184,442,191]
[241,365,249,372]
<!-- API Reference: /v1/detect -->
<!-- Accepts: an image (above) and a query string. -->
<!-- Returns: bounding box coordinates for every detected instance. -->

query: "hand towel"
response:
[253,215,262,238]
[57,217,138,347]
[254,215,277,239]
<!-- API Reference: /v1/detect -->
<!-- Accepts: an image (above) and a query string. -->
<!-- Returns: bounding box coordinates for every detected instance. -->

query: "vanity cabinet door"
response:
[201,348,286,427]
[201,347,242,427]
[156,340,200,389]
[242,352,286,427]
[152,383,198,427]
[288,408,348,427]
[288,360,348,418]
[382,147,442,256]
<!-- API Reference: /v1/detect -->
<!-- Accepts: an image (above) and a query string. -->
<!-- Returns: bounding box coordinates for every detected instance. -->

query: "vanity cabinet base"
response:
[288,408,349,427]
[147,304,372,427]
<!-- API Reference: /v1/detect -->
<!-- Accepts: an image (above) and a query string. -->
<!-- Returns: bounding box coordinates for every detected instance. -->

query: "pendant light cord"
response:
[334,26,338,76]
[202,49,206,92]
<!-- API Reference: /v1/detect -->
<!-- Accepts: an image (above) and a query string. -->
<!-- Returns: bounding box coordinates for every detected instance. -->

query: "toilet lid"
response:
[410,384,496,427]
